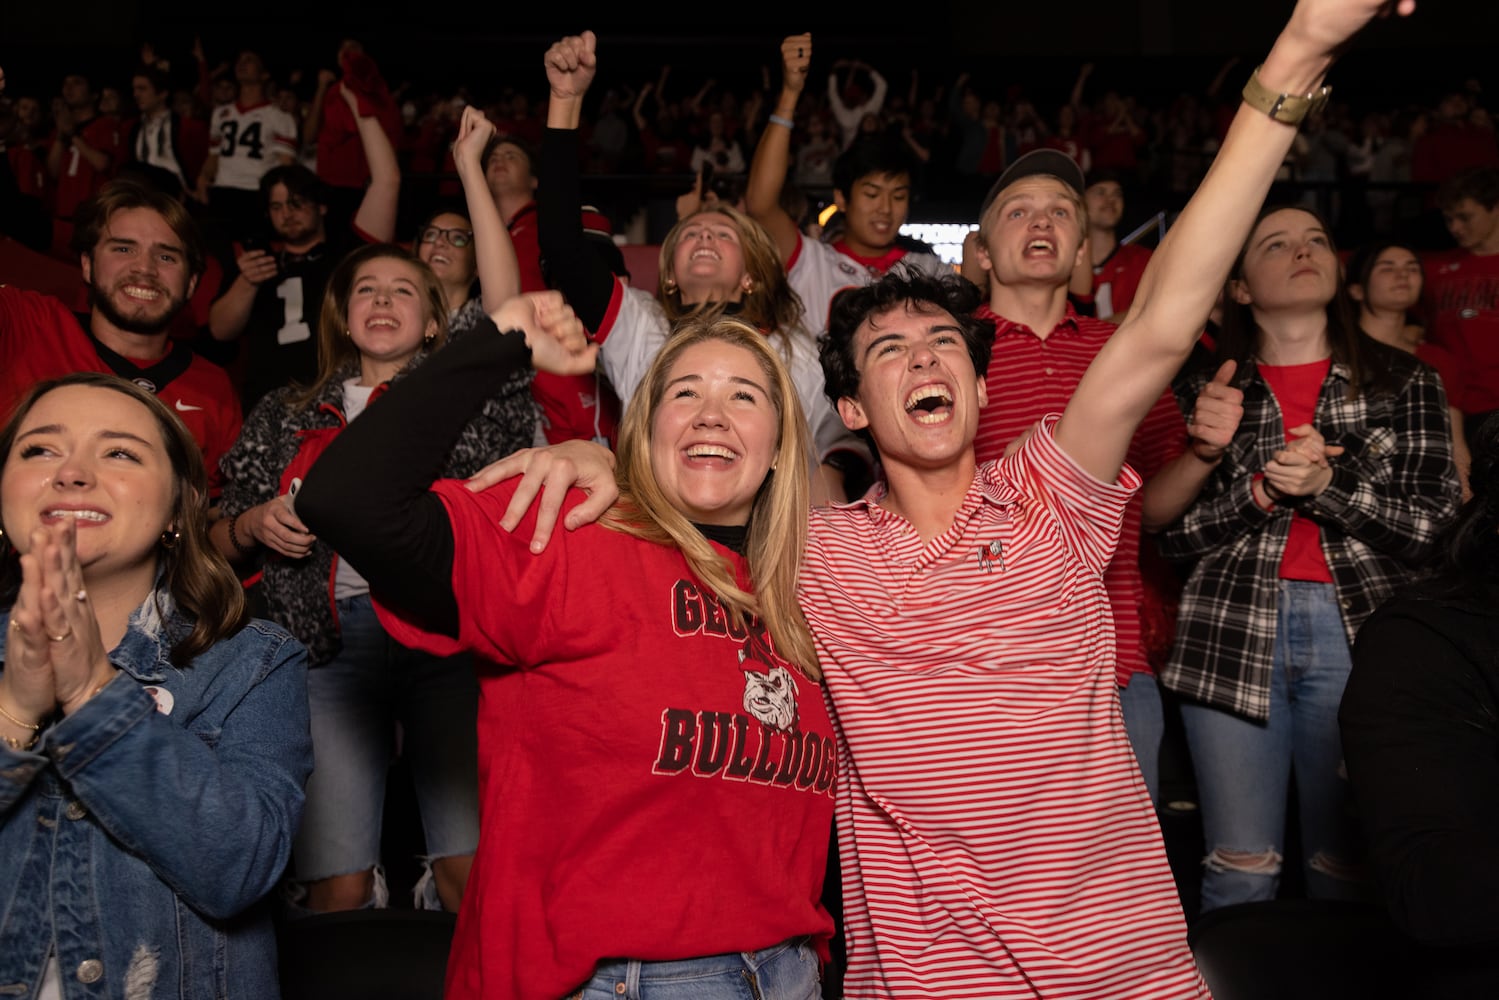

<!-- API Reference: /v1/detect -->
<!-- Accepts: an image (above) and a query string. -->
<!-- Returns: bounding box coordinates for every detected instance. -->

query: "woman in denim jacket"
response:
[0,373,311,1000]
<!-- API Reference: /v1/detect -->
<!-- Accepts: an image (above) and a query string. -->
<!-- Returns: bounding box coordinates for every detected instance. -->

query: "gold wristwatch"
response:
[1241,65,1331,125]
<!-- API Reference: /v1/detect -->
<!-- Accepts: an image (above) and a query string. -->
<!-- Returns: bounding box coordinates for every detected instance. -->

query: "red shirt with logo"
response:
[1425,249,1499,414]
[375,479,836,1000]
[0,286,240,493]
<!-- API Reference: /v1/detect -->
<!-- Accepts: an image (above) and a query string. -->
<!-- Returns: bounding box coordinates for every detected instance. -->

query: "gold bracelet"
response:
[0,697,41,733]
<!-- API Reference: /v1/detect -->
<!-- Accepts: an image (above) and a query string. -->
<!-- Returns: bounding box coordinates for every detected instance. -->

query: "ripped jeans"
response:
[1180,581,1367,912]
[293,596,479,899]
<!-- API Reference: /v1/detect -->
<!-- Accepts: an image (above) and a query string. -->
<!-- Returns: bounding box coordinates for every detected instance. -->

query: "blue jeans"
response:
[570,939,820,1000]
[1120,672,1164,807]
[294,595,479,883]
[1180,581,1365,912]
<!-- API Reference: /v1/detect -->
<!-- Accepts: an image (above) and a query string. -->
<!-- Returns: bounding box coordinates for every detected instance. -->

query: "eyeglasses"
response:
[419,226,474,249]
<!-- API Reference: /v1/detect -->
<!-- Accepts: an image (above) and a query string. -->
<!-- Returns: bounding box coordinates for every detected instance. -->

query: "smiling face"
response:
[1358,246,1423,313]
[1232,208,1338,315]
[80,206,197,336]
[1084,180,1124,232]
[416,211,476,295]
[835,170,911,257]
[345,256,438,377]
[648,339,780,527]
[1,384,174,587]
[667,211,752,304]
[977,175,1085,289]
[837,300,988,474]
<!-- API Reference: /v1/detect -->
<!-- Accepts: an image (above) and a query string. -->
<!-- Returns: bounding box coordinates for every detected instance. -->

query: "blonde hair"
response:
[604,317,819,678]
[657,206,808,352]
[290,244,450,410]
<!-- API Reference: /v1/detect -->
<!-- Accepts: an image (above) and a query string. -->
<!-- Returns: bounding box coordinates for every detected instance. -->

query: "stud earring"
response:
[663,276,677,294]
[160,528,181,549]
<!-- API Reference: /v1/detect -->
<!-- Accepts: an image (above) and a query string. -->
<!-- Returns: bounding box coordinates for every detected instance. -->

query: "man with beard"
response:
[0,180,240,494]
[206,84,398,407]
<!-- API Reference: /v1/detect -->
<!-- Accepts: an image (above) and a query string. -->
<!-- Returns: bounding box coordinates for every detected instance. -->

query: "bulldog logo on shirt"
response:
[653,577,836,796]
[739,629,797,732]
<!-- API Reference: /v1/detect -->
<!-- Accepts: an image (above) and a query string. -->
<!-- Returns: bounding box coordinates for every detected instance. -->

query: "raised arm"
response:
[745,33,812,266]
[538,30,618,333]
[344,84,400,243]
[453,106,521,311]
[1056,0,1413,483]
[297,293,595,632]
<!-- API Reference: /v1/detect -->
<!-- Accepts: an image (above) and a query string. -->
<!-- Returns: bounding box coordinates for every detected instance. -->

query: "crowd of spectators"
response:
[4,36,1498,253]
[1,16,1497,997]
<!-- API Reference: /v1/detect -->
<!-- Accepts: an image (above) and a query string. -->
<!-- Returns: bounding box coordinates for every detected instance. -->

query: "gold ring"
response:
[47,627,73,643]
[74,589,88,602]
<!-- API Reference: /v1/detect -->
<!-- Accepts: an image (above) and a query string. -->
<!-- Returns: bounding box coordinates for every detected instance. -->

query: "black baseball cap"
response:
[978,149,1087,223]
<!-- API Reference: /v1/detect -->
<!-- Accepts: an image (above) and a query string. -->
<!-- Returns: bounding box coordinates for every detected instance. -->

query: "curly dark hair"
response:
[820,269,995,406]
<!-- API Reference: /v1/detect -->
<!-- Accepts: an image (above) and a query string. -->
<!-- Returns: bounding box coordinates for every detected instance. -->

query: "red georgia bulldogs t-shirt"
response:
[375,478,835,1000]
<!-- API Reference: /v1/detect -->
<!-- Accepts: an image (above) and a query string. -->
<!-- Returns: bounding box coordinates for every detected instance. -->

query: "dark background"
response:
[5,1,1496,108]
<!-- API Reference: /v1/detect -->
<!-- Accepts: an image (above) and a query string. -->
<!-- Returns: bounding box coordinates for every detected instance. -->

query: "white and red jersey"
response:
[208,101,297,191]
[594,278,869,469]
[786,234,949,337]
[800,418,1207,999]
[0,286,241,494]
[1092,241,1153,320]
[375,479,836,1000]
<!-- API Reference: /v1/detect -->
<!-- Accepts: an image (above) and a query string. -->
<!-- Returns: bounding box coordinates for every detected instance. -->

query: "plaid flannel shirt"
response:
[1159,349,1461,722]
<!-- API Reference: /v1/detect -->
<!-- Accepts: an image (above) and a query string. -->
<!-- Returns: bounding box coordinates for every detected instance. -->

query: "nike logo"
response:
[174,400,203,412]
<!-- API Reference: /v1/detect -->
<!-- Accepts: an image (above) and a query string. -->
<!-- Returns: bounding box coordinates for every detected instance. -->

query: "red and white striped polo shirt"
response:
[801,418,1207,999]
[973,304,1187,683]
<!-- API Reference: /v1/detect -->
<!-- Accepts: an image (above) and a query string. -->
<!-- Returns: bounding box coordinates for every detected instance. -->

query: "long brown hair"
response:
[657,206,808,352]
[288,243,450,410]
[0,373,249,664]
[1216,203,1394,400]
[604,317,819,678]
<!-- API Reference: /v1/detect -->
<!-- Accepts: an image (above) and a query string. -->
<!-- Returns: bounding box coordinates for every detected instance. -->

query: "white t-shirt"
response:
[786,234,949,338]
[595,280,868,470]
[332,379,376,600]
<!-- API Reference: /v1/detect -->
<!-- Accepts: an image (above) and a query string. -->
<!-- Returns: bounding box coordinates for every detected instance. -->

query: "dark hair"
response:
[414,199,471,239]
[1216,203,1392,400]
[0,373,249,664]
[1346,239,1423,295]
[480,134,536,177]
[133,64,172,96]
[833,134,915,199]
[1437,166,1499,213]
[821,270,995,406]
[259,163,325,211]
[70,179,206,278]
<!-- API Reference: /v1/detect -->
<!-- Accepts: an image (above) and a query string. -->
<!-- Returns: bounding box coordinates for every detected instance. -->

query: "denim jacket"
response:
[0,597,311,1000]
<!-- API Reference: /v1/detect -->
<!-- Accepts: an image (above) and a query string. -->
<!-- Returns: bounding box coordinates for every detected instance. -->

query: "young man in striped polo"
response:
[804,0,1402,993]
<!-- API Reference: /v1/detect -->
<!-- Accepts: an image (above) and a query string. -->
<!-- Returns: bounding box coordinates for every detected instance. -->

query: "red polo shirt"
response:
[974,303,1187,684]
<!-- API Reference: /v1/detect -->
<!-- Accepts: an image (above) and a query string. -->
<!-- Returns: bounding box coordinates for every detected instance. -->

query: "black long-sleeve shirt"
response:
[296,319,532,636]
